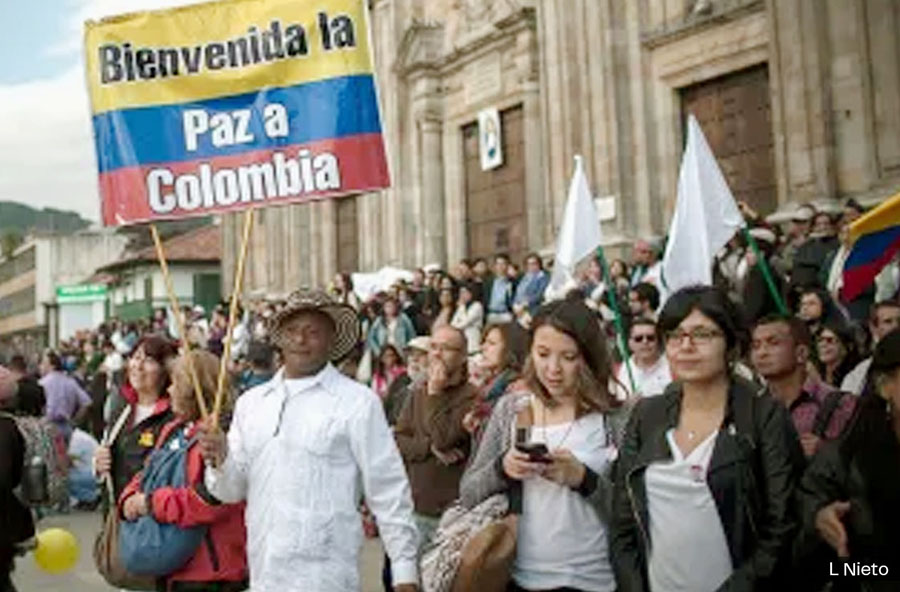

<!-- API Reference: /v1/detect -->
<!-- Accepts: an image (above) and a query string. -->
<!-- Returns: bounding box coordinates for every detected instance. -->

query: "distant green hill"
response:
[0,201,90,235]
[0,202,212,258]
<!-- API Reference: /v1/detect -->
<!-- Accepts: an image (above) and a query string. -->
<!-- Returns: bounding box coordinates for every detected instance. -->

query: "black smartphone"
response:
[516,442,552,463]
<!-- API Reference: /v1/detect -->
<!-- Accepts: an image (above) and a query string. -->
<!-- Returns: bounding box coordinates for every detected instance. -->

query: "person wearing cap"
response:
[383,337,430,427]
[198,289,420,592]
[737,226,788,325]
[779,203,815,276]
[795,330,900,589]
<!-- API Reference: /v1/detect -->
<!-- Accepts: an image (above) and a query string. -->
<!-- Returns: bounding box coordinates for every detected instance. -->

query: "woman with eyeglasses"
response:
[814,321,860,389]
[611,285,803,592]
[614,319,672,401]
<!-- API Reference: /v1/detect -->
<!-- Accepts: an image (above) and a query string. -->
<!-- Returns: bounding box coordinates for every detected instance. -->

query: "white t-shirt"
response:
[132,403,156,426]
[646,430,732,592]
[615,357,672,400]
[514,412,617,592]
[840,358,871,395]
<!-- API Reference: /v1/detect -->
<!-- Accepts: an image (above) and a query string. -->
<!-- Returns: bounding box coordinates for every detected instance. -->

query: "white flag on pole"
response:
[661,115,744,295]
[547,155,603,300]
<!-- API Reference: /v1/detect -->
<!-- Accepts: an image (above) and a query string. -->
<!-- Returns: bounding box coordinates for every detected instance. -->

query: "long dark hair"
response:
[814,320,861,387]
[523,300,616,416]
[459,282,483,310]
[374,344,404,378]
[658,285,749,361]
[482,322,529,373]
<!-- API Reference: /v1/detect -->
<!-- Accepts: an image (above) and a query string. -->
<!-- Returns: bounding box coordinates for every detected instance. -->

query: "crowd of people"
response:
[0,197,898,592]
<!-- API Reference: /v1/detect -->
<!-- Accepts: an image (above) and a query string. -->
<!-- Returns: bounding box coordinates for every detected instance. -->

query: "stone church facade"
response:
[223,0,900,297]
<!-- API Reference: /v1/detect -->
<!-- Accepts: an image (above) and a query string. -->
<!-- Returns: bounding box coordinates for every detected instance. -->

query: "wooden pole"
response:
[150,224,208,420]
[212,208,255,428]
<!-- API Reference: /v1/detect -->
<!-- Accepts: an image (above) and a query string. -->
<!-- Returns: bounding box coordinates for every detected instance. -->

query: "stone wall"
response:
[223,0,900,296]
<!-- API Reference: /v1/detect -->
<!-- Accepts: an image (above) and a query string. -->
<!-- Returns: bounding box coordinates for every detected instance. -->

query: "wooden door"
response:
[680,64,777,215]
[463,105,528,263]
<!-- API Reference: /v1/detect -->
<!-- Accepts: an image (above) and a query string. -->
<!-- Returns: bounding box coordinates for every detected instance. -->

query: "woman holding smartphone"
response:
[459,299,629,592]
[610,286,802,592]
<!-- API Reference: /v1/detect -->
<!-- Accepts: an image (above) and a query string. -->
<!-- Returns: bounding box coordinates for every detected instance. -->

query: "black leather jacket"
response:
[794,405,900,592]
[610,377,803,592]
[0,415,34,570]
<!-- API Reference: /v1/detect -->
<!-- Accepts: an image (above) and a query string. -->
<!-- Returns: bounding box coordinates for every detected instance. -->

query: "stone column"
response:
[767,0,836,203]
[442,115,466,265]
[522,84,547,250]
[320,199,339,282]
[421,116,447,266]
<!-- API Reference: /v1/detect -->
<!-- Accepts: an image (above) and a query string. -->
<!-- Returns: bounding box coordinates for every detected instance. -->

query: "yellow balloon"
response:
[34,528,80,574]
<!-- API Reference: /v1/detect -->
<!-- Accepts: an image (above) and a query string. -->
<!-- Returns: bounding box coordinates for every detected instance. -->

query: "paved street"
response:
[14,510,386,592]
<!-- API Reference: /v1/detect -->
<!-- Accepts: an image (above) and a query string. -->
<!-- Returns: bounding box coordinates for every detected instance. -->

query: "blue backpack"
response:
[118,426,206,576]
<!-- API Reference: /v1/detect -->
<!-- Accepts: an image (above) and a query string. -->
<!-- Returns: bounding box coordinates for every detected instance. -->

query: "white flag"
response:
[661,115,744,294]
[547,155,603,300]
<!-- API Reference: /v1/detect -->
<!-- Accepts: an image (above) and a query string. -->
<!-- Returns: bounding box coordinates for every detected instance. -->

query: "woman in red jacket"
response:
[120,350,248,592]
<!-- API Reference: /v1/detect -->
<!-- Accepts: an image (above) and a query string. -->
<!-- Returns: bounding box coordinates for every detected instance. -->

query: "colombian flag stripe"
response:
[93,74,381,173]
[843,192,900,301]
[98,133,388,226]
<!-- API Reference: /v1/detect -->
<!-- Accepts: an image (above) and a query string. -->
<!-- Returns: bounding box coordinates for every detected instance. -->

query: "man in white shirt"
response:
[629,239,662,288]
[841,300,900,394]
[615,318,672,400]
[199,289,419,592]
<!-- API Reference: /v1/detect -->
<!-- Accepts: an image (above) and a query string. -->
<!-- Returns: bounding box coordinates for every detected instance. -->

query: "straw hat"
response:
[268,288,361,362]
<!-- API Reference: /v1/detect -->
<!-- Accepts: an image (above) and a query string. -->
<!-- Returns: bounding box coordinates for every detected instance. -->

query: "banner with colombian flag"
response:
[842,191,900,301]
[84,0,389,226]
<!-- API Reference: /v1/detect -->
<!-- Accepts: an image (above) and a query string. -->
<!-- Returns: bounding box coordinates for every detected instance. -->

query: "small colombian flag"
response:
[842,191,900,302]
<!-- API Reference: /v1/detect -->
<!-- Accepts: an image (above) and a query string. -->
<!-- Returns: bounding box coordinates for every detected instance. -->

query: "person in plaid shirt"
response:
[751,314,856,458]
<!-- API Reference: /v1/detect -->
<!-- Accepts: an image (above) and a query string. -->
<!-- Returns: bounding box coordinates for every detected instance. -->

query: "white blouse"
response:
[646,429,732,592]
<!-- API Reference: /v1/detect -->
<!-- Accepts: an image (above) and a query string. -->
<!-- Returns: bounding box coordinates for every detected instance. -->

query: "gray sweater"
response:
[458,392,631,524]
